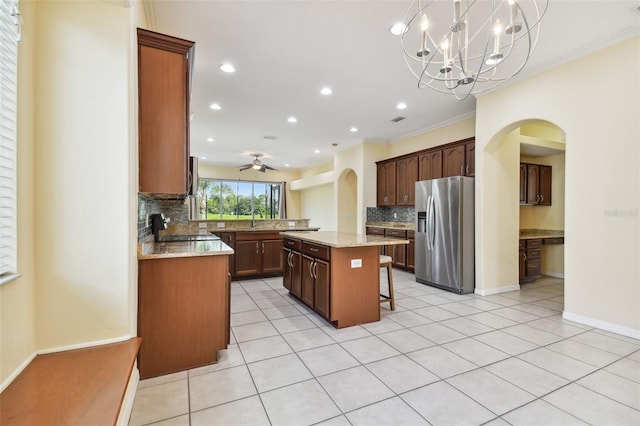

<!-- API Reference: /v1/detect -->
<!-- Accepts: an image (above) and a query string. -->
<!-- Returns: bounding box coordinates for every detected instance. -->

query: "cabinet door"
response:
[465,142,475,176]
[282,248,292,291]
[377,162,396,206]
[526,164,540,204]
[519,164,527,204]
[291,251,302,298]
[442,145,466,177]
[138,29,193,194]
[313,259,331,319]
[519,248,526,281]
[234,240,261,276]
[301,255,315,307]
[407,239,415,271]
[418,151,443,181]
[539,165,552,206]
[262,239,284,274]
[525,258,541,278]
[218,233,235,275]
[396,156,418,206]
[390,244,406,268]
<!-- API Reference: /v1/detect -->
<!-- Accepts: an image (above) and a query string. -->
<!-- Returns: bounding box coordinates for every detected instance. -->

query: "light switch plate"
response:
[288,221,296,227]
[351,259,362,268]
[198,222,208,228]
[217,222,225,228]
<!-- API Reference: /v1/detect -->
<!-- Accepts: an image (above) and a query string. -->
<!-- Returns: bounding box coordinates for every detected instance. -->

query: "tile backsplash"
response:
[137,195,189,242]
[366,206,415,223]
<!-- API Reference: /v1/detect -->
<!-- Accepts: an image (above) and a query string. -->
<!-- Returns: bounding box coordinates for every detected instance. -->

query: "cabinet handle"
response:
[256,243,259,254]
[466,164,469,175]
[523,253,527,261]
[540,195,544,203]
[314,262,318,279]
[262,242,265,254]
[309,261,315,278]
[460,165,464,175]
[310,247,318,252]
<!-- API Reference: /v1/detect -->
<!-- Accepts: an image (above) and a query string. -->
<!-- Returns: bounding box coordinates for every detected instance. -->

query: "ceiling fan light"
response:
[252,163,262,170]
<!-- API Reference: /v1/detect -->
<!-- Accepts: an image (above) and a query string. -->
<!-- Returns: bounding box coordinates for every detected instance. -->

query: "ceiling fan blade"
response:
[263,164,278,171]
[238,164,253,171]
[259,165,267,173]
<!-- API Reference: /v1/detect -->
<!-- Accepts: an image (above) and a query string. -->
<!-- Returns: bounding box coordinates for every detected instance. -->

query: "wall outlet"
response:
[393,212,397,219]
[288,221,296,227]
[198,222,208,229]
[217,222,225,228]
[145,213,149,227]
[350,259,362,268]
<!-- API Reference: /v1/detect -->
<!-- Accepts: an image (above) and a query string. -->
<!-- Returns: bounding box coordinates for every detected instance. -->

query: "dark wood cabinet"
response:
[407,231,415,271]
[465,141,475,176]
[137,29,194,195]
[419,150,443,181]
[287,240,331,320]
[518,240,526,281]
[313,259,330,319]
[216,232,235,275]
[519,238,542,283]
[522,163,552,205]
[384,228,407,268]
[377,162,396,206]
[138,255,229,378]
[443,145,466,177]
[283,245,302,298]
[233,232,283,277]
[301,255,315,307]
[396,156,418,206]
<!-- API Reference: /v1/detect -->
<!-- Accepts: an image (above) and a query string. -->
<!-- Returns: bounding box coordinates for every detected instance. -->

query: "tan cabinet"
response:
[419,150,443,181]
[396,156,418,206]
[377,162,396,206]
[138,255,229,378]
[137,29,194,195]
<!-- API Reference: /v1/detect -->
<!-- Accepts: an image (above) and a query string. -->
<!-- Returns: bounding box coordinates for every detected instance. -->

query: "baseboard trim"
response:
[37,335,134,355]
[0,351,37,393]
[116,363,140,426]
[475,284,521,296]
[543,272,565,279]
[563,311,640,340]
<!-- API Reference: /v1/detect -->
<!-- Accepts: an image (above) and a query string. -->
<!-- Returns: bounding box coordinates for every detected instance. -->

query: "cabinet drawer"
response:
[526,248,541,258]
[407,230,415,239]
[284,238,302,251]
[543,237,564,245]
[302,242,330,261]
[366,227,385,236]
[384,228,407,238]
[525,239,542,249]
[236,231,282,241]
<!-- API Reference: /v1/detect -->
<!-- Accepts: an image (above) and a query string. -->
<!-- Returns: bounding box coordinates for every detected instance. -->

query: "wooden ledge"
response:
[0,337,141,426]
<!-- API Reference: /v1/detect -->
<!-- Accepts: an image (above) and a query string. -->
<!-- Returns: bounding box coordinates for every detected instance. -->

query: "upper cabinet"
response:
[521,163,552,206]
[377,162,396,206]
[396,156,418,206]
[377,138,474,207]
[138,28,195,195]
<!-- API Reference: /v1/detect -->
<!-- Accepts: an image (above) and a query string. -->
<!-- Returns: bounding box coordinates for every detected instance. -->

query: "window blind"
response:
[0,0,19,282]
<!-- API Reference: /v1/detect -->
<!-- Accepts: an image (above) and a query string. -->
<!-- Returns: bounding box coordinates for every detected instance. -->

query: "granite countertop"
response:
[519,229,564,240]
[138,239,234,260]
[281,231,409,248]
[210,227,320,233]
[365,222,415,231]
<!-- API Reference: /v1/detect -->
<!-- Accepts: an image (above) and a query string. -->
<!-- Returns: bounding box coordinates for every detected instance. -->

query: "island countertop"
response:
[138,239,234,260]
[281,231,409,248]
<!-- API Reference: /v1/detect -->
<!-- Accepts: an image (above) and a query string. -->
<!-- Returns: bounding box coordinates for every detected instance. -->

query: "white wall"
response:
[300,183,336,231]
[34,1,133,350]
[476,37,640,336]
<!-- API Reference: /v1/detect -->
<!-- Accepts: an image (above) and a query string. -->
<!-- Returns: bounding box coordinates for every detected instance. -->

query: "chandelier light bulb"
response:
[420,13,429,32]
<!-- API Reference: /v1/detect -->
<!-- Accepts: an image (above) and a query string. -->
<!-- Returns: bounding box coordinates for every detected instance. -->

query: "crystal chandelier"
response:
[401,0,548,100]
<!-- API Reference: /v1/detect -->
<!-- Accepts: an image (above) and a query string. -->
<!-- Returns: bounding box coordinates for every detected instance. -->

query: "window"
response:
[195,179,283,220]
[0,0,20,285]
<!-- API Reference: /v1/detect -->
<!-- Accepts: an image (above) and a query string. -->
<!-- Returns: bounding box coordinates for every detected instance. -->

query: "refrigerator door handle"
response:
[429,195,436,249]
[425,195,432,250]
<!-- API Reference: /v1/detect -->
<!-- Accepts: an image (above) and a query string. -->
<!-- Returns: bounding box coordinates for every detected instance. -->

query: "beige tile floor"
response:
[129,270,640,426]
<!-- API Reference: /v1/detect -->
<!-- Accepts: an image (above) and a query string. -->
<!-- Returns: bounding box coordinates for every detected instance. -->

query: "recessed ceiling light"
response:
[210,103,222,110]
[206,137,214,142]
[396,102,408,110]
[350,127,358,132]
[314,149,320,154]
[389,22,408,36]
[287,116,297,123]
[284,163,290,167]
[201,156,207,160]
[219,63,236,73]
[320,87,332,95]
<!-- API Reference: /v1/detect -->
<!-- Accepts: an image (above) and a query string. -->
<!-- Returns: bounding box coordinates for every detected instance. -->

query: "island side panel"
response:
[330,246,380,328]
[138,255,229,378]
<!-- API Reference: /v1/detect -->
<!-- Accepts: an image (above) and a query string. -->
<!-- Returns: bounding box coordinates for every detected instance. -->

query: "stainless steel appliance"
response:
[415,176,475,294]
[189,156,199,220]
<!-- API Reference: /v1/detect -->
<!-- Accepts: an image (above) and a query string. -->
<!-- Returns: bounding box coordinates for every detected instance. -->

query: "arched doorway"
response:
[337,169,357,234]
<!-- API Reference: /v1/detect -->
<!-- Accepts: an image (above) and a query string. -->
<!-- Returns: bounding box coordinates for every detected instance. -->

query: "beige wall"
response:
[300,184,336,231]
[0,0,37,389]
[34,1,133,349]
[388,117,476,158]
[476,37,640,335]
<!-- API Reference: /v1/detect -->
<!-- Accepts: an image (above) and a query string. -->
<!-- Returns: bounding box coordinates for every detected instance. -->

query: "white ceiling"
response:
[148,1,640,171]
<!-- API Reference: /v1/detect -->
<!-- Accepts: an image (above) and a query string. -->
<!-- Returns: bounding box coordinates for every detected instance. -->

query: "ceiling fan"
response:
[238,153,278,173]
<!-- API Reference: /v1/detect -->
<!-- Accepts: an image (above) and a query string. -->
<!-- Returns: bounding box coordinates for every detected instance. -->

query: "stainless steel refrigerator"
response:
[415,176,475,294]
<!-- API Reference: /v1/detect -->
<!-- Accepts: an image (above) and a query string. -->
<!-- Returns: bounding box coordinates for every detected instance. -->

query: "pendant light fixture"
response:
[400,0,548,100]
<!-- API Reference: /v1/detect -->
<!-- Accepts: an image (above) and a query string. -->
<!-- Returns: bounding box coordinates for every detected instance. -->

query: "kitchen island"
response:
[138,237,234,378]
[281,231,408,328]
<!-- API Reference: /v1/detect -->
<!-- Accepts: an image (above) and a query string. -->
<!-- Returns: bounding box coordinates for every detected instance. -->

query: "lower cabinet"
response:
[519,238,542,283]
[407,231,415,271]
[232,232,283,278]
[367,227,414,271]
[284,238,331,320]
[138,255,230,379]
